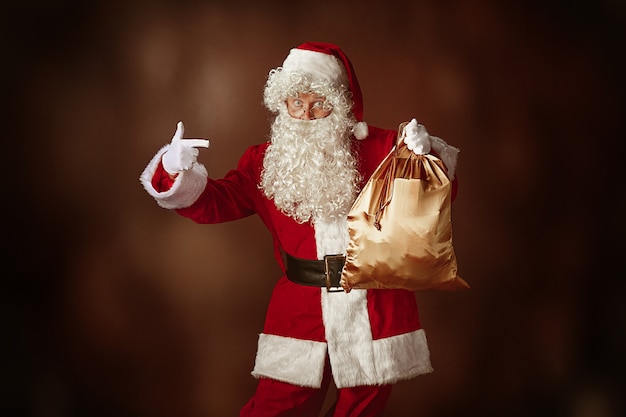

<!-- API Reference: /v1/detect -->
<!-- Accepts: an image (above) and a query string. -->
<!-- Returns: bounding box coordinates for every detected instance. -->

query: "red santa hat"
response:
[281,42,369,140]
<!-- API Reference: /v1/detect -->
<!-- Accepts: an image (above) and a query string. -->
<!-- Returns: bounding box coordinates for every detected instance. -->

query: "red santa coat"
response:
[140,126,436,388]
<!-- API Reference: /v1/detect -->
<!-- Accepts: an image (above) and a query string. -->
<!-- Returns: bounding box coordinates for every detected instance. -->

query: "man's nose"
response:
[300,106,312,120]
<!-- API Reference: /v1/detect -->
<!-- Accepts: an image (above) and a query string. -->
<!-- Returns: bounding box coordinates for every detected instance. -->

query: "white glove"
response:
[403,118,431,155]
[404,118,460,180]
[162,121,210,175]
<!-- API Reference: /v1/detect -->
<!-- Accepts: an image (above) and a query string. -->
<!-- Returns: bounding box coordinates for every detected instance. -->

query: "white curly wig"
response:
[263,68,359,131]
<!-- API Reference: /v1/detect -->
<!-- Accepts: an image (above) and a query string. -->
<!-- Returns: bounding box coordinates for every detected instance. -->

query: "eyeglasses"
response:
[285,94,333,120]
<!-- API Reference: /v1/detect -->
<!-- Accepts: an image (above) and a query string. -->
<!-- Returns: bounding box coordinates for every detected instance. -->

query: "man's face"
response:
[285,93,332,120]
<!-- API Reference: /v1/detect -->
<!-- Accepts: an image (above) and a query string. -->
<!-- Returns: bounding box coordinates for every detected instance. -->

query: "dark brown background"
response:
[4,1,625,416]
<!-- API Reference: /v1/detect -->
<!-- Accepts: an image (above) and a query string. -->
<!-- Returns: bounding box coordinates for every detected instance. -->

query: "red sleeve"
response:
[174,144,266,224]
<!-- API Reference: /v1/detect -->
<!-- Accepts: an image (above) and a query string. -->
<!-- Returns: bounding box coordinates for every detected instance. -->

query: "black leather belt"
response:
[285,252,346,292]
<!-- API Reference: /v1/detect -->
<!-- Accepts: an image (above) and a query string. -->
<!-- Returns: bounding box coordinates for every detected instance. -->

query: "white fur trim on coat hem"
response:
[139,144,208,209]
[251,333,327,388]
[333,329,433,389]
[251,329,432,389]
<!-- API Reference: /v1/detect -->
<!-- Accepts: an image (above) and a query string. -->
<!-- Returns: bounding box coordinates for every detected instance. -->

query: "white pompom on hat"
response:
[281,42,369,140]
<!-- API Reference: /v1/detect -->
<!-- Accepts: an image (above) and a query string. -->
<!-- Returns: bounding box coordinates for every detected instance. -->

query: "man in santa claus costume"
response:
[140,42,459,417]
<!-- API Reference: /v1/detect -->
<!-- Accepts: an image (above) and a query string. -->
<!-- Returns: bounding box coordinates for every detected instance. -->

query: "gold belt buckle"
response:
[324,254,345,293]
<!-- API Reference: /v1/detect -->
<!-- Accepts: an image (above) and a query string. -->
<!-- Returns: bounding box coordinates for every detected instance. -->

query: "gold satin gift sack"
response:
[341,125,469,292]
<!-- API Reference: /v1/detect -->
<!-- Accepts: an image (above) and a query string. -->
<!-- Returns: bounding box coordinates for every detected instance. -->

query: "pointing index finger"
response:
[184,139,210,149]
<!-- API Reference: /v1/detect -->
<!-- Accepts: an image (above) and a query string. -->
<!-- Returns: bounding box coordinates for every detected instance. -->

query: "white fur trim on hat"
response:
[282,48,348,86]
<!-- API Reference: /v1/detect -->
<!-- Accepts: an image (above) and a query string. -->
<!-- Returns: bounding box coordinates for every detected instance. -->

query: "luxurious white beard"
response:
[261,112,360,224]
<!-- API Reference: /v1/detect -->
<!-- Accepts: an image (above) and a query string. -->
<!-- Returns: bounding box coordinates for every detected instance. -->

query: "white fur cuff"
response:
[430,135,460,180]
[139,144,208,209]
